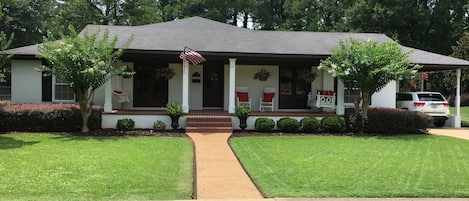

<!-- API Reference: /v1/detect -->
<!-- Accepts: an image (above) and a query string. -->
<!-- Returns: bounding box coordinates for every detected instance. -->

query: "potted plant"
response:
[118,65,135,79]
[253,68,271,81]
[166,102,185,130]
[298,69,317,83]
[156,67,175,80]
[235,104,252,131]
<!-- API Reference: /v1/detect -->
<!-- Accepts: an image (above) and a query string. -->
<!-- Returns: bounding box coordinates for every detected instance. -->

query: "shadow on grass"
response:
[49,134,126,142]
[0,135,40,149]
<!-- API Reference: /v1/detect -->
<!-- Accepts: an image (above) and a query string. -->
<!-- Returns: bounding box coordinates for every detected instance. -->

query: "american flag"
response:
[179,47,206,65]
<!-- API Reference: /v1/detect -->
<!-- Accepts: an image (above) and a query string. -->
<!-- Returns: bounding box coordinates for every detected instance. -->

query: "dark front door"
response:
[133,65,168,107]
[203,63,224,108]
[279,66,311,109]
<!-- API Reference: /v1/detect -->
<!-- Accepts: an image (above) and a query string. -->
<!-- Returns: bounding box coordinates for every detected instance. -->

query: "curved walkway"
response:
[428,128,469,140]
[187,132,263,199]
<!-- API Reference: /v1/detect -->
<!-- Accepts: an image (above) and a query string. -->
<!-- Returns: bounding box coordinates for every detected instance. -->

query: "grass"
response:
[0,133,193,201]
[230,135,469,198]
[450,106,469,127]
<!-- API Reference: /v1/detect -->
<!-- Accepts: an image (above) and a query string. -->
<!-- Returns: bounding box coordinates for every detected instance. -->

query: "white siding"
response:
[235,65,279,111]
[371,80,396,108]
[11,60,43,103]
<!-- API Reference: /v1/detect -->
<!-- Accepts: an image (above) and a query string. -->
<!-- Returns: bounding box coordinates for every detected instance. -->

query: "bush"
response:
[364,108,431,134]
[321,115,346,132]
[300,117,320,133]
[0,103,102,132]
[116,118,135,131]
[153,120,166,131]
[277,117,300,132]
[255,118,275,132]
[447,93,469,106]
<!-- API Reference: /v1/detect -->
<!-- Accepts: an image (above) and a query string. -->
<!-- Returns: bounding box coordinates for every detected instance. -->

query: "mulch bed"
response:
[54,129,187,137]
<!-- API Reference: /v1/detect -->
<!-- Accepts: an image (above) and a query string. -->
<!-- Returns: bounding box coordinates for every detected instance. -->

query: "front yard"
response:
[451,106,469,126]
[0,134,193,201]
[230,135,469,198]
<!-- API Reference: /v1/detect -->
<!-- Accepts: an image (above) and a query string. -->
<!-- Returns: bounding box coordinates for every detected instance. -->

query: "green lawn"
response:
[231,135,469,198]
[0,134,193,201]
[450,106,469,126]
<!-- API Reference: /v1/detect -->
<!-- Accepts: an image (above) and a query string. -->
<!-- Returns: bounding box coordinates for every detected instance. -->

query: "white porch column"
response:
[419,72,425,91]
[454,68,462,128]
[104,76,112,112]
[228,58,237,114]
[336,79,345,115]
[182,60,190,113]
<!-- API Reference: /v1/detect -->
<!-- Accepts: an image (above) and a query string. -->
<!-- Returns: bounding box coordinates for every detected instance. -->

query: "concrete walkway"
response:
[187,132,264,199]
[428,128,469,140]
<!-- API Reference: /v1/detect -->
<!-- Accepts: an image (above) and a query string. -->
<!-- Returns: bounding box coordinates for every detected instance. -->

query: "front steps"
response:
[186,116,232,133]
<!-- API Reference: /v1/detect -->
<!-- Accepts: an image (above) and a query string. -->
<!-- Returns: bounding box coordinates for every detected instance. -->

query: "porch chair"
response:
[236,87,251,108]
[112,89,129,103]
[315,90,335,109]
[259,87,275,112]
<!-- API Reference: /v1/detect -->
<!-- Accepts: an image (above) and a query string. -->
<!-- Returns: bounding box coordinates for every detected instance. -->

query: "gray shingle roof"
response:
[6,16,469,69]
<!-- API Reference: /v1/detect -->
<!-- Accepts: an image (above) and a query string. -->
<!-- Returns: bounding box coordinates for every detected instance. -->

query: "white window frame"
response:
[52,76,76,102]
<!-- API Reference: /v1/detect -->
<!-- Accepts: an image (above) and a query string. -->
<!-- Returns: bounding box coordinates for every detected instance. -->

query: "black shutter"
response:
[42,74,52,101]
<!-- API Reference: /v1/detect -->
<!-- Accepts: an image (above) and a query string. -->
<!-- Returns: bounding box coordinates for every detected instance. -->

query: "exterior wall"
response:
[370,80,397,108]
[190,64,203,110]
[168,63,183,104]
[102,114,186,129]
[11,60,43,103]
[235,65,279,111]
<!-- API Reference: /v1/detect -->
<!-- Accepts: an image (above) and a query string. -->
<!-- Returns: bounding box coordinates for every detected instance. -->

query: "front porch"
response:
[102,110,336,131]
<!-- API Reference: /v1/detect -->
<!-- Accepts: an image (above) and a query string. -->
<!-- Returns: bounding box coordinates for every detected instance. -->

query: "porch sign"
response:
[179,47,206,65]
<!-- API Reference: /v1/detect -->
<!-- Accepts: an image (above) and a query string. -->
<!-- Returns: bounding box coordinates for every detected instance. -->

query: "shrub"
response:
[255,118,275,132]
[447,93,469,106]
[0,103,101,132]
[116,118,135,131]
[166,102,184,117]
[277,117,300,133]
[364,108,431,134]
[300,117,320,133]
[153,120,166,131]
[321,115,346,132]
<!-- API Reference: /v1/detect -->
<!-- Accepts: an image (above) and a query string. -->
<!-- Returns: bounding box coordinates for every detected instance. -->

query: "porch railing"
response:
[308,90,336,109]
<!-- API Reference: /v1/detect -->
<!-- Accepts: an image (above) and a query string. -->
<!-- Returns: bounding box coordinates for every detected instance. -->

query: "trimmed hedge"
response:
[117,118,135,131]
[364,108,431,134]
[0,103,102,132]
[321,115,346,132]
[448,93,469,106]
[255,118,275,132]
[277,117,300,133]
[300,117,320,133]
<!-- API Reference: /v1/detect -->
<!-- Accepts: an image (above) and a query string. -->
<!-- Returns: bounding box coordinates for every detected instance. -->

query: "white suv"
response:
[396,92,450,127]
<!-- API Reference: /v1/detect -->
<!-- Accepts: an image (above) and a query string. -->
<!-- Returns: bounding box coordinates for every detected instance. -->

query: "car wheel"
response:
[434,120,446,127]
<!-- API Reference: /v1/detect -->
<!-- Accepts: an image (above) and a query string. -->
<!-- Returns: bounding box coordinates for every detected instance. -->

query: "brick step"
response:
[186,121,231,127]
[186,127,233,133]
[186,117,231,123]
[186,116,232,133]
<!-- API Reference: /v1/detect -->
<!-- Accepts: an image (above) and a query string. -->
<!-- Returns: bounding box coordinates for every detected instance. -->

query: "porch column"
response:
[454,68,462,128]
[419,72,425,91]
[336,79,345,115]
[228,58,237,114]
[182,60,190,113]
[104,75,112,112]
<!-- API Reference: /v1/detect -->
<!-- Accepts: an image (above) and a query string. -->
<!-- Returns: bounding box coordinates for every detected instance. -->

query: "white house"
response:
[6,17,469,130]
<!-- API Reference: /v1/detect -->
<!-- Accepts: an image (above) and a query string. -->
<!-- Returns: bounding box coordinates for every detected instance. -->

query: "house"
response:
[6,17,469,130]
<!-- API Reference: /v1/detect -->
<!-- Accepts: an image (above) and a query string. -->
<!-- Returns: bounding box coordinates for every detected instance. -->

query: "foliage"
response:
[37,26,132,133]
[448,93,469,106]
[0,134,193,200]
[231,135,469,197]
[254,117,275,132]
[117,65,135,78]
[0,103,101,132]
[348,108,431,134]
[155,67,175,80]
[235,104,251,117]
[297,69,317,83]
[320,115,345,132]
[116,118,135,131]
[253,68,271,81]
[277,117,300,133]
[166,102,184,117]
[153,120,166,131]
[0,31,13,82]
[300,117,320,133]
[319,39,420,134]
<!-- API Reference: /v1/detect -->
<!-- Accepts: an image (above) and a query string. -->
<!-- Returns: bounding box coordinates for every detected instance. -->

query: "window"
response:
[344,87,361,104]
[53,77,75,102]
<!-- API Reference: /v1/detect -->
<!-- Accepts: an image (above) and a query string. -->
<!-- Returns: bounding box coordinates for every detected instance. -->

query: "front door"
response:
[133,64,168,107]
[279,66,311,109]
[203,63,224,108]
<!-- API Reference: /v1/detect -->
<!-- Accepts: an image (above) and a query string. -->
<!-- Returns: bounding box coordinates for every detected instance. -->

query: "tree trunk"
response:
[75,87,95,133]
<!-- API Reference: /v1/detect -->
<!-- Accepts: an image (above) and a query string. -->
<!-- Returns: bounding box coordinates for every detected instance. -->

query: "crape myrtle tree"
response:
[0,32,14,82]
[319,39,420,134]
[37,26,132,133]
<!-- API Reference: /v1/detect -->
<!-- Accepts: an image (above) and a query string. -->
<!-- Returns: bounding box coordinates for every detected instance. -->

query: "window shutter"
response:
[42,74,52,101]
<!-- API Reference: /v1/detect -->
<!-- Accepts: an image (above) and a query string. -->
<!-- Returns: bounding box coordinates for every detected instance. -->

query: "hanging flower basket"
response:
[298,69,317,83]
[253,68,271,81]
[155,67,175,80]
[118,66,135,79]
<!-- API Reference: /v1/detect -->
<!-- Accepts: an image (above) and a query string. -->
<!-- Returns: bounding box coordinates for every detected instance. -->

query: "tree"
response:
[0,32,14,82]
[37,27,133,133]
[319,39,420,134]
